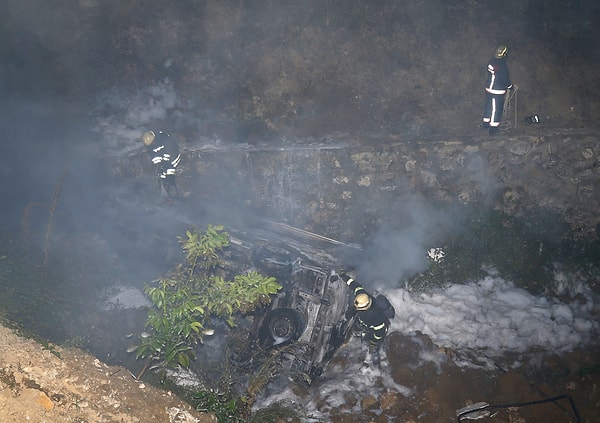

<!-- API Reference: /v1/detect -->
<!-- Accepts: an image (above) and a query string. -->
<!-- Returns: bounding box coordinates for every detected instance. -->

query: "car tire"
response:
[260,308,306,347]
[250,243,298,279]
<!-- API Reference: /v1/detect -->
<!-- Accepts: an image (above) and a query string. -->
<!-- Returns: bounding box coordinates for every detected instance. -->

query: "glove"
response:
[330,270,349,282]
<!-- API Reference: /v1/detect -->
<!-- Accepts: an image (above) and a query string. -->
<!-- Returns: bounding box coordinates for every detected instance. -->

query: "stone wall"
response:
[131,129,600,241]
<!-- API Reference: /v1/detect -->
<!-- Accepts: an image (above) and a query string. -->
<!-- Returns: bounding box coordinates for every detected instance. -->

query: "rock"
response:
[37,390,54,411]
[360,394,379,411]
[391,366,415,388]
[379,390,405,414]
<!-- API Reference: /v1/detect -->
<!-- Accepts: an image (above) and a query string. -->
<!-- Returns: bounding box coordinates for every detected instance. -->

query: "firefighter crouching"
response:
[333,271,395,367]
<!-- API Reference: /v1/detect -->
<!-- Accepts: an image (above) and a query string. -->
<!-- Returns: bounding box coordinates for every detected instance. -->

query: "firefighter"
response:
[335,272,394,367]
[142,130,181,200]
[482,45,512,135]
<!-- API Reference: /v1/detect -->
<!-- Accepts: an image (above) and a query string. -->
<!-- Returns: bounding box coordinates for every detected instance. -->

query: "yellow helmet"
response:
[142,131,156,146]
[494,45,508,59]
[354,293,372,311]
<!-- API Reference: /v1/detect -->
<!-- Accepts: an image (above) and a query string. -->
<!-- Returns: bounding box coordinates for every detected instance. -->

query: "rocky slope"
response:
[0,323,215,423]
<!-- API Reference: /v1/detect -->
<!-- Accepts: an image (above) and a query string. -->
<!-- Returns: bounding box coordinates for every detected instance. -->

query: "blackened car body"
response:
[224,222,360,383]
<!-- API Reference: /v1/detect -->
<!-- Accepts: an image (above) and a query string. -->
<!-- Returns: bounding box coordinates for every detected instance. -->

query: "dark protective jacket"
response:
[341,274,390,346]
[485,57,512,95]
[146,131,181,179]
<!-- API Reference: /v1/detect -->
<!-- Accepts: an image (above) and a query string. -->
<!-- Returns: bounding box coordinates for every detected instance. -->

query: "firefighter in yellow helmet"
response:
[482,45,513,135]
[142,130,181,200]
[335,272,395,367]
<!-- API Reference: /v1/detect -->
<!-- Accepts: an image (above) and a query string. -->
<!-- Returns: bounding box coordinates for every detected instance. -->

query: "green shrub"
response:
[136,224,282,370]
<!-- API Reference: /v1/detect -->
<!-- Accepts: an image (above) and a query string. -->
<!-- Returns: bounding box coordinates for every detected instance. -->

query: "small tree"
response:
[136,224,282,371]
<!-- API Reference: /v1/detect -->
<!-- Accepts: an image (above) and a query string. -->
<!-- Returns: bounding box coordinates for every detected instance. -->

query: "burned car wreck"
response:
[222,222,361,385]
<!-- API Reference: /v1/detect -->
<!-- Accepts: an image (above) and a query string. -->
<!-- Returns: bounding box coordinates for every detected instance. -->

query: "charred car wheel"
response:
[251,243,302,280]
[260,308,306,347]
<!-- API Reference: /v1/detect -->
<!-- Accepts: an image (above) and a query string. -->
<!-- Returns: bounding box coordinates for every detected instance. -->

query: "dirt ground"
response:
[0,323,215,423]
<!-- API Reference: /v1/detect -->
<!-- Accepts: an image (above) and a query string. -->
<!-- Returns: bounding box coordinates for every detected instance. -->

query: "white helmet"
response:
[142,131,156,146]
[354,293,372,311]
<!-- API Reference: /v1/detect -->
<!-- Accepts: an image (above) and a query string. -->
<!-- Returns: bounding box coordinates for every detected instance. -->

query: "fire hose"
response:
[456,393,584,423]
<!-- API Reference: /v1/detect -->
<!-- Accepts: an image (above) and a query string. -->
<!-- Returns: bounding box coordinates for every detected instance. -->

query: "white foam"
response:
[388,276,598,359]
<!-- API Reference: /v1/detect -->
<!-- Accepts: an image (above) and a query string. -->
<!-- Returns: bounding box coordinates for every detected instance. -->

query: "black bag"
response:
[374,294,395,319]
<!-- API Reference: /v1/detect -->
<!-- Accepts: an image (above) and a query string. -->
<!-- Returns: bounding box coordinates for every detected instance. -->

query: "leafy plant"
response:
[135,278,200,369]
[135,225,304,421]
[180,223,230,273]
[192,390,248,423]
[136,225,282,371]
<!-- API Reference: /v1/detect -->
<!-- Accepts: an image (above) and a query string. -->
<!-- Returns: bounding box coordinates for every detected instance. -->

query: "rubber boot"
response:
[369,344,381,368]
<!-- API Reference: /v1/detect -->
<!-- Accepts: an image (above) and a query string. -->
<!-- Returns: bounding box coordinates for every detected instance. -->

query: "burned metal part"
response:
[267,221,362,250]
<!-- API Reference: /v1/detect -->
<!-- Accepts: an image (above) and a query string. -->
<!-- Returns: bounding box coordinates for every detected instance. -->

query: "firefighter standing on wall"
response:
[142,130,181,200]
[482,45,512,135]
[334,272,394,367]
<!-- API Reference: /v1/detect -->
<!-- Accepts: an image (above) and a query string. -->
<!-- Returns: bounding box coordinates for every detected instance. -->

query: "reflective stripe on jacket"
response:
[341,274,389,344]
[485,58,512,95]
